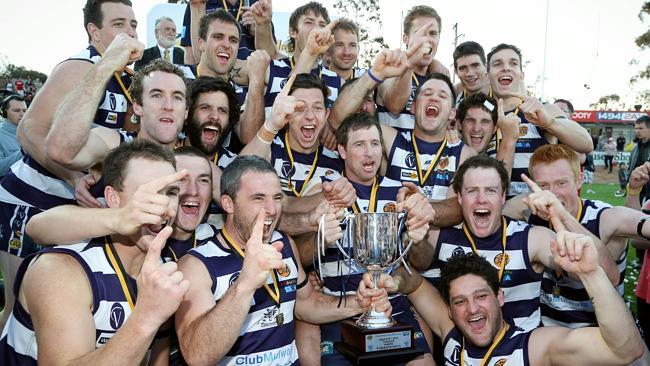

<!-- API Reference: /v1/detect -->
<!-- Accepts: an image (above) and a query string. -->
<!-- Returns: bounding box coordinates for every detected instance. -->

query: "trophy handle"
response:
[316,212,352,283]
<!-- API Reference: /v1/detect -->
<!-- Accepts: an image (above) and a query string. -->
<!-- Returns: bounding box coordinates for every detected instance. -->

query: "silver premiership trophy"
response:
[317,211,422,364]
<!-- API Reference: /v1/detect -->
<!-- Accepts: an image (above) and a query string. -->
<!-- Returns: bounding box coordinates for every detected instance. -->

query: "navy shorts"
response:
[320,307,431,365]
[0,202,41,258]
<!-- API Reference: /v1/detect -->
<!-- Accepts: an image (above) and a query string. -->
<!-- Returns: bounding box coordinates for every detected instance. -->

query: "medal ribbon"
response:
[221,229,281,304]
[95,48,133,104]
[462,217,508,282]
[104,238,137,310]
[411,132,447,187]
[168,234,197,262]
[460,321,509,366]
[284,134,319,197]
[549,199,583,281]
[351,177,379,213]
[221,0,244,21]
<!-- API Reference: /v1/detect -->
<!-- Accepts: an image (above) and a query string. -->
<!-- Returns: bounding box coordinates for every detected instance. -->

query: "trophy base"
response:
[336,319,422,365]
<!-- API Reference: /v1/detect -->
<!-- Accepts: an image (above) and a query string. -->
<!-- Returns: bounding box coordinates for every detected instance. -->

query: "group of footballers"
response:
[0,0,648,365]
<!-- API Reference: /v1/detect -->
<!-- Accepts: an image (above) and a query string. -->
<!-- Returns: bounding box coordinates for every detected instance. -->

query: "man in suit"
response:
[135,16,184,70]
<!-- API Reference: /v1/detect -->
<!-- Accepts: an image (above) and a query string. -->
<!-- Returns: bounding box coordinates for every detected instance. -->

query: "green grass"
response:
[581,182,640,313]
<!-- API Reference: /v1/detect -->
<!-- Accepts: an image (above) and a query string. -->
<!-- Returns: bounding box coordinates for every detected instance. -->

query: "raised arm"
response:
[515,94,592,153]
[251,0,280,59]
[494,98,521,178]
[239,73,297,160]
[45,34,143,170]
[28,228,187,366]
[329,49,410,130]
[175,212,285,365]
[237,50,271,144]
[530,231,644,365]
[26,170,187,245]
[624,162,650,210]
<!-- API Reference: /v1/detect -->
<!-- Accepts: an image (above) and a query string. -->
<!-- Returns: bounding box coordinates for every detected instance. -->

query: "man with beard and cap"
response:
[0,140,190,365]
[483,44,592,198]
[502,144,650,328]
[407,155,618,332]
[0,0,139,330]
[358,240,645,366]
[174,155,388,366]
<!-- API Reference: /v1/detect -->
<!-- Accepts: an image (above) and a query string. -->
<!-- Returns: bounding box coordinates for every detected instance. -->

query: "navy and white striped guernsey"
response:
[376,72,428,130]
[0,131,134,211]
[319,174,412,314]
[385,131,464,201]
[428,218,542,332]
[187,230,299,366]
[69,45,132,130]
[0,238,151,365]
[270,130,343,197]
[529,199,627,328]
[175,64,249,107]
[442,323,531,366]
[264,58,343,117]
[485,110,549,198]
[163,223,218,262]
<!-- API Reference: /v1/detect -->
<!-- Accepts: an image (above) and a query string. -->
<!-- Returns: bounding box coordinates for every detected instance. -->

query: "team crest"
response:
[405,153,417,169]
[383,203,397,212]
[325,170,335,176]
[280,78,289,89]
[452,246,465,257]
[277,264,291,277]
[518,125,528,137]
[493,252,510,267]
[494,359,507,366]
[438,156,449,170]
[9,238,21,250]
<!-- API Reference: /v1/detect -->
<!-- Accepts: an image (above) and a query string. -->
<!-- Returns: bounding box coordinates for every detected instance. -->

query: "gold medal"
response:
[275,311,284,326]
[552,284,561,296]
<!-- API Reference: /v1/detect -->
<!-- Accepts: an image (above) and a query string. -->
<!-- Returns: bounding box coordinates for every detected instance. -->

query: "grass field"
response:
[581,182,641,313]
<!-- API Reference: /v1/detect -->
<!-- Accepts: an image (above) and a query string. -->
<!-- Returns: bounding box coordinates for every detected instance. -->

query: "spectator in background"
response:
[604,137,616,173]
[134,16,184,70]
[5,81,12,94]
[583,152,595,185]
[615,162,629,197]
[13,80,23,96]
[0,95,26,176]
[617,132,626,151]
[553,98,574,117]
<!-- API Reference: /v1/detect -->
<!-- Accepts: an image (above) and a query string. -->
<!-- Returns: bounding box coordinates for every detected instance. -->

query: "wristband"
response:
[627,183,643,196]
[367,69,384,84]
[637,217,650,240]
[256,131,272,144]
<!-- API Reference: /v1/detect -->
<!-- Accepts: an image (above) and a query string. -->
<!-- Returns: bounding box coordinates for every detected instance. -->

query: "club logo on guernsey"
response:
[277,264,291,278]
[261,308,280,328]
[280,78,289,89]
[405,153,417,169]
[229,272,240,287]
[439,156,449,170]
[493,252,510,268]
[280,161,294,179]
[451,345,461,363]
[325,170,335,176]
[495,358,507,366]
[110,303,125,329]
[383,203,396,212]
[109,93,117,111]
[519,125,529,137]
[452,246,465,257]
